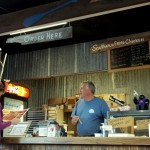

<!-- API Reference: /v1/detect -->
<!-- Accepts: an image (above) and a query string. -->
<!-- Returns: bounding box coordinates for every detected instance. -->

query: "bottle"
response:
[47,122,56,137]
[55,128,61,137]
[100,123,109,137]
[100,123,105,137]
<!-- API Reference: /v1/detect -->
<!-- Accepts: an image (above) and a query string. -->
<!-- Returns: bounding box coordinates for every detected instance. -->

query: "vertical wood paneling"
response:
[20,68,150,110]
[3,49,49,80]
[1,144,150,150]
[49,45,76,76]
[23,76,65,108]
[76,43,107,73]
[3,41,108,80]
[2,40,150,110]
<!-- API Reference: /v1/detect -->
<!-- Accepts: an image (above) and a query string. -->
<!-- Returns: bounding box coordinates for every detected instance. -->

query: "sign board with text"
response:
[108,116,134,128]
[108,41,150,72]
[4,82,30,99]
[6,26,72,45]
[136,119,150,130]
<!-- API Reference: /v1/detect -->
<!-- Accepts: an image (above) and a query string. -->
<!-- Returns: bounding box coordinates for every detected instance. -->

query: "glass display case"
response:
[108,110,150,136]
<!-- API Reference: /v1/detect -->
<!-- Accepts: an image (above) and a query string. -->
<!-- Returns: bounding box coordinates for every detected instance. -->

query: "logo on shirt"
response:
[89,109,95,113]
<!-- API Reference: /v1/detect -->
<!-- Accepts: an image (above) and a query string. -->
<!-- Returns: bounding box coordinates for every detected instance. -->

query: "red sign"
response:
[4,82,30,99]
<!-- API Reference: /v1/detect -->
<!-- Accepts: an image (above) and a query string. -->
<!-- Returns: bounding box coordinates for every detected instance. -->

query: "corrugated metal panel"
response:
[3,40,150,109]
[3,41,108,80]
[21,68,150,109]
[76,43,107,73]
[49,45,76,76]
[23,76,65,107]
[3,50,49,80]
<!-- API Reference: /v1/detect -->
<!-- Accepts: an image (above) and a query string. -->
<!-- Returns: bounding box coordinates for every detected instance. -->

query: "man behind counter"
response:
[71,81,109,136]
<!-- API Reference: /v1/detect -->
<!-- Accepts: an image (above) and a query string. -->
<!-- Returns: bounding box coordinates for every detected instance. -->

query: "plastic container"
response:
[100,123,109,137]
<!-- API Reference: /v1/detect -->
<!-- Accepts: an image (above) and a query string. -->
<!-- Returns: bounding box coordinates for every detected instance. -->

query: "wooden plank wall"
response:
[0,0,148,35]
[1,144,150,150]
[2,32,150,111]
[19,68,150,110]
[3,41,108,80]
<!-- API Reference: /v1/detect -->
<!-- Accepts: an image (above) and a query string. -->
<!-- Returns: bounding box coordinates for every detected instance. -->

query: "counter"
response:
[1,137,150,150]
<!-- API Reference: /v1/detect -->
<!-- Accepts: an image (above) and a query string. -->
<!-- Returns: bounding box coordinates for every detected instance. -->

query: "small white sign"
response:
[9,124,28,136]
[47,126,56,137]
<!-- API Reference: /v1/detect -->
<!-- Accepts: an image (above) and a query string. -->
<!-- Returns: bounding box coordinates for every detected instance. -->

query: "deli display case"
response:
[108,110,150,136]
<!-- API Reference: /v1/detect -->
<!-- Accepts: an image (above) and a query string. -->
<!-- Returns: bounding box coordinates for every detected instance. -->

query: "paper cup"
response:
[94,133,101,137]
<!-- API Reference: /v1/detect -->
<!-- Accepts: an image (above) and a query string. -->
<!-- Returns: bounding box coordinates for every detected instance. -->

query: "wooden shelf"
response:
[64,108,73,113]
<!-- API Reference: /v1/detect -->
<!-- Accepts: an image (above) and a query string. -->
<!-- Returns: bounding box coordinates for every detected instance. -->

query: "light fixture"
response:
[10,22,67,35]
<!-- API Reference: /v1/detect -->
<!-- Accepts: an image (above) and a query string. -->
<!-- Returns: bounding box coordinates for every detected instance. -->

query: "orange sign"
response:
[4,82,29,99]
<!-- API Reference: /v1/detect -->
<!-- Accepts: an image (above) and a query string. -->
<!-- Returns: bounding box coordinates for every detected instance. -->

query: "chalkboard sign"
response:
[109,42,150,71]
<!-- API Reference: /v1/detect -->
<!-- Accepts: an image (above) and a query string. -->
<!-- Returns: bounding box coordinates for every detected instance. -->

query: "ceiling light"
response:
[10,22,67,35]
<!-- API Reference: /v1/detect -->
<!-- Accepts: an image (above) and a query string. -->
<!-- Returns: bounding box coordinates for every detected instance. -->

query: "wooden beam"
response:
[0,0,149,35]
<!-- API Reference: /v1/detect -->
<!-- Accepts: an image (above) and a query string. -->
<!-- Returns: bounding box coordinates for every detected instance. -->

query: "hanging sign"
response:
[90,31,150,53]
[4,82,30,99]
[6,26,72,45]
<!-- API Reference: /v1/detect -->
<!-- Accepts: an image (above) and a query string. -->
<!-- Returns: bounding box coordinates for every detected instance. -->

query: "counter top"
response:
[1,137,150,145]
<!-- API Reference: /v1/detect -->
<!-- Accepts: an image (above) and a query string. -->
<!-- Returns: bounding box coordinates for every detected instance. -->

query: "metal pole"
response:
[0,53,7,80]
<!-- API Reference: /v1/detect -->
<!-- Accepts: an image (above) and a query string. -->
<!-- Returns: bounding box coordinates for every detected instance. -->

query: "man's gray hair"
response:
[82,81,95,94]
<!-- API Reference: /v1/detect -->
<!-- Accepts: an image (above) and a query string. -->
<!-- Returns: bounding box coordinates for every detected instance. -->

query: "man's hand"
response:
[71,116,79,125]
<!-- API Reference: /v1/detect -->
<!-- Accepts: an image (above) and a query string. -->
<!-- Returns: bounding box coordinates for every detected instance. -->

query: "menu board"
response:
[3,97,24,110]
[109,42,150,71]
[2,109,29,121]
